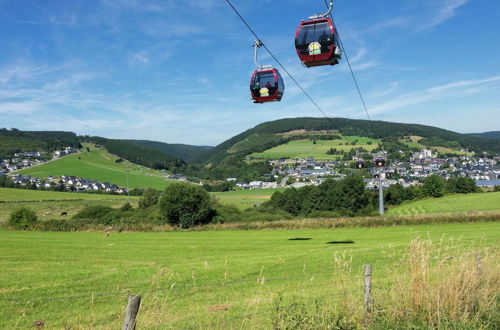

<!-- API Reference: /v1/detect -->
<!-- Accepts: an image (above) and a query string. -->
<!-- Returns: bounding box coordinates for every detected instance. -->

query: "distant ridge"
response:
[468,131,500,140]
[197,117,500,164]
[123,140,212,163]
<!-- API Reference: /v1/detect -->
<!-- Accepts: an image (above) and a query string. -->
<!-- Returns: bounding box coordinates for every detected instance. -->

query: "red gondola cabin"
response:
[375,156,386,168]
[295,18,342,68]
[250,68,284,103]
[355,158,365,169]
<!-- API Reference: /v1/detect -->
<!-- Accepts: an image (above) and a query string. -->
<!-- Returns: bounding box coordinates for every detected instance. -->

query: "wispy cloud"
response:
[420,0,469,30]
[370,75,500,114]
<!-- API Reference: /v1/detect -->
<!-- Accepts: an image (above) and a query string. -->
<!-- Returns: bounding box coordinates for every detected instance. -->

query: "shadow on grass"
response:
[326,240,354,244]
[288,238,312,241]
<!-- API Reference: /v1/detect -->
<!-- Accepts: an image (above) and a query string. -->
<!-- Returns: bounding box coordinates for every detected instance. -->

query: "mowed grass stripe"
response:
[0,222,498,328]
[387,192,500,215]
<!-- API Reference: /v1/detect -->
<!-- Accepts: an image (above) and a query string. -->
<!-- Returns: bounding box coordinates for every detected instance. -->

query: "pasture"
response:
[250,136,380,160]
[0,188,136,223]
[0,222,497,328]
[211,188,282,209]
[15,144,171,190]
[387,192,500,216]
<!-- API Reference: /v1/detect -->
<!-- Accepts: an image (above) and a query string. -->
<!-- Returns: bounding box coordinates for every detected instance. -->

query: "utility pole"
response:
[126,168,130,203]
[378,169,384,215]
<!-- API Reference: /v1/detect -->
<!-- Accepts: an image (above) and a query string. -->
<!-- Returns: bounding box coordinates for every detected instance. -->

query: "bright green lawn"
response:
[0,222,497,328]
[388,192,500,216]
[15,144,171,190]
[211,189,283,209]
[251,136,380,160]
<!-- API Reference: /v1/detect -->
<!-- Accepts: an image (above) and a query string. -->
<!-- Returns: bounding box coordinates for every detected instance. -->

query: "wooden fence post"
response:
[364,264,372,315]
[475,253,482,274]
[123,295,141,330]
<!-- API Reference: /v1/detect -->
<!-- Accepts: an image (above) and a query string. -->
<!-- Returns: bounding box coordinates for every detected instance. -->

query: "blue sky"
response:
[0,0,499,145]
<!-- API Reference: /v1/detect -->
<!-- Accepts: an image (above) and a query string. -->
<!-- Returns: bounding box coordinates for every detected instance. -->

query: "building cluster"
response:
[10,174,127,194]
[232,150,500,190]
[0,147,77,175]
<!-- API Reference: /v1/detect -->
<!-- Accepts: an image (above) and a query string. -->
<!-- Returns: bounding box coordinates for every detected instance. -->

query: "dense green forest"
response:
[0,129,81,158]
[123,140,212,162]
[469,131,500,140]
[84,137,185,171]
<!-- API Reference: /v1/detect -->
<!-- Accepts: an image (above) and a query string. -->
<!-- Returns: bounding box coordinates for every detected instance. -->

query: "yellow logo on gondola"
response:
[308,42,321,55]
[260,87,269,97]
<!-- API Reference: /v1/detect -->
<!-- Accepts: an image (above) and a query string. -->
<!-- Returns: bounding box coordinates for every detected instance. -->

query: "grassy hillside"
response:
[251,135,379,160]
[0,222,497,328]
[0,188,136,223]
[86,137,185,171]
[124,140,211,163]
[15,144,172,190]
[387,192,500,216]
[198,117,500,164]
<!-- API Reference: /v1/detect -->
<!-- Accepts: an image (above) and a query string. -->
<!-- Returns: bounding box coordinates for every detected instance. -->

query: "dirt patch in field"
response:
[207,305,230,311]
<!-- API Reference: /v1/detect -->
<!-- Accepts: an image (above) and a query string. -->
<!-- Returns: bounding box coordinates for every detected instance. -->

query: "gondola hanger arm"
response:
[252,40,272,70]
[309,0,333,20]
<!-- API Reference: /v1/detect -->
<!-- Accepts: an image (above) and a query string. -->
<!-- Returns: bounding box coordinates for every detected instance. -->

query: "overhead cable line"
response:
[225,0,332,120]
[324,0,375,130]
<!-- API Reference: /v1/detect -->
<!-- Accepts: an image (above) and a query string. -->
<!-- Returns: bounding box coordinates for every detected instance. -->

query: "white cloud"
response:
[370,75,500,114]
[420,0,469,30]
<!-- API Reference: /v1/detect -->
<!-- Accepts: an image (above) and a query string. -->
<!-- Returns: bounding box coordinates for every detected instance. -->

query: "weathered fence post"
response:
[364,264,372,315]
[123,295,141,330]
[475,253,482,274]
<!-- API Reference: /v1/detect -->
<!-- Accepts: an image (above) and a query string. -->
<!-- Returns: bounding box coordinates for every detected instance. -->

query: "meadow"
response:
[0,222,498,329]
[0,188,136,223]
[15,144,171,190]
[250,136,380,160]
[211,188,282,210]
[388,191,500,216]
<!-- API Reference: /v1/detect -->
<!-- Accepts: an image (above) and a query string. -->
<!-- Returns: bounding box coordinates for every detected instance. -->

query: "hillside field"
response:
[0,222,498,328]
[388,192,500,216]
[0,188,137,223]
[250,136,380,160]
[15,144,172,190]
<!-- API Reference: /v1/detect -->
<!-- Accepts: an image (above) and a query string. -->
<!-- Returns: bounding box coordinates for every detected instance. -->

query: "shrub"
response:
[139,188,162,208]
[73,205,114,220]
[212,204,242,223]
[9,207,38,230]
[422,174,446,198]
[159,182,215,228]
[121,202,133,211]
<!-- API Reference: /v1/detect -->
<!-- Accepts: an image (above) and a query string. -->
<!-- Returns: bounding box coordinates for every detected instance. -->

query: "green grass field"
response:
[211,189,282,209]
[0,222,497,328]
[250,136,380,160]
[388,192,500,216]
[15,144,171,190]
[0,188,137,223]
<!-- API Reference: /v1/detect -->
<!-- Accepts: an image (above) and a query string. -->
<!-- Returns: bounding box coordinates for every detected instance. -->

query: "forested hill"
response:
[85,137,185,171]
[0,129,81,157]
[197,117,500,163]
[469,131,500,140]
[123,140,212,163]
